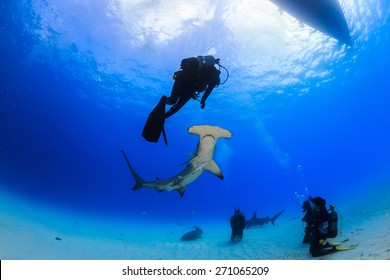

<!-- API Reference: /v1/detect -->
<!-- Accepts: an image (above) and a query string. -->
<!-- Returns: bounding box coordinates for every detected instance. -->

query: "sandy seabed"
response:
[1,185,390,260]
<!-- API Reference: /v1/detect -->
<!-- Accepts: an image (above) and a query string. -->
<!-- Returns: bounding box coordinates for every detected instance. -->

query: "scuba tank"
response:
[198,55,218,68]
[327,204,338,238]
[177,55,229,85]
[180,55,218,72]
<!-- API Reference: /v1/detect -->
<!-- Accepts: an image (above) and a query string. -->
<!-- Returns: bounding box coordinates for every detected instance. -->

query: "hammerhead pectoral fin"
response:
[189,152,196,159]
[177,154,199,166]
[203,160,223,180]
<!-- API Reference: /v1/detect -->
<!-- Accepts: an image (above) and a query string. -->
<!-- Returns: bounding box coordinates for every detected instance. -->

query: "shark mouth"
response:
[202,134,216,140]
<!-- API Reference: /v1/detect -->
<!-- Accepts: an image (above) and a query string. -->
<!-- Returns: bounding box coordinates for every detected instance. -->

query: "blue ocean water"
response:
[1,0,389,230]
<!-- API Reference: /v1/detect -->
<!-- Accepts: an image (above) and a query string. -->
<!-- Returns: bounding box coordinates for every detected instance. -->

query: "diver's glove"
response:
[200,102,205,109]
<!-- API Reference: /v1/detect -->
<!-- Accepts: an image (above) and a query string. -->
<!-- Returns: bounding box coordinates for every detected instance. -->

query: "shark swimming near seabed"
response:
[180,226,203,241]
[268,0,352,46]
[121,125,232,197]
[245,209,285,229]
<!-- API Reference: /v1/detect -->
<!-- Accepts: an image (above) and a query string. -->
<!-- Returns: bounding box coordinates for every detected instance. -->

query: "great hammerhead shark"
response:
[121,125,232,197]
[245,209,285,229]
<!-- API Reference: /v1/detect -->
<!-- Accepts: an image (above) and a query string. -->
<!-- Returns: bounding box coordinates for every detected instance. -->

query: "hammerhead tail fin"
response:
[270,209,285,225]
[121,150,144,190]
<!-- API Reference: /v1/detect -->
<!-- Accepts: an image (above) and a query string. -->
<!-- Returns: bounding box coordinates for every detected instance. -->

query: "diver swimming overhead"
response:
[165,55,225,118]
[141,55,229,145]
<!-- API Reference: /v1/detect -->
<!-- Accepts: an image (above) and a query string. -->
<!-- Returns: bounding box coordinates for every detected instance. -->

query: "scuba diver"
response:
[308,196,353,257]
[308,196,333,257]
[301,200,313,244]
[230,208,246,242]
[165,55,222,118]
[142,55,228,146]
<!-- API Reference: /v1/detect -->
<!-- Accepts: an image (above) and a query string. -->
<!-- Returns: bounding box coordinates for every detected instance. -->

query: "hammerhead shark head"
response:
[121,125,232,197]
[269,0,351,45]
[245,209,285,229]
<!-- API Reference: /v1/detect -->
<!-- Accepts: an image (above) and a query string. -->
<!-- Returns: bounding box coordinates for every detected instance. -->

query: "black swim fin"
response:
[142,95,168,146]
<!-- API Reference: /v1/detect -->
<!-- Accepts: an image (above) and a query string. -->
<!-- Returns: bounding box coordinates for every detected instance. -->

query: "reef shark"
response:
[121,125,232,197]
[245,209,285,228]
[269,0,351,45]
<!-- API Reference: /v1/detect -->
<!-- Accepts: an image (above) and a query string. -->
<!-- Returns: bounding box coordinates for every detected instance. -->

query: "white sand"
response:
[1,187,390,260]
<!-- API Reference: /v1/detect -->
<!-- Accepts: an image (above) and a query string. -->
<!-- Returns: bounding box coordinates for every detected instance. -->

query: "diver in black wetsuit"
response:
[141,55,226,145]
[305,196,354,257]
[301,200,313,244]
[230,209,246,241]
[308,196,337,257]
[165,55,221,118]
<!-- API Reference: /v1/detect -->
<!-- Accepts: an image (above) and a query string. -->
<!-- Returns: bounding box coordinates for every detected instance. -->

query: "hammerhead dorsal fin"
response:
[203,160,223,180]
[252,210,258,219]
